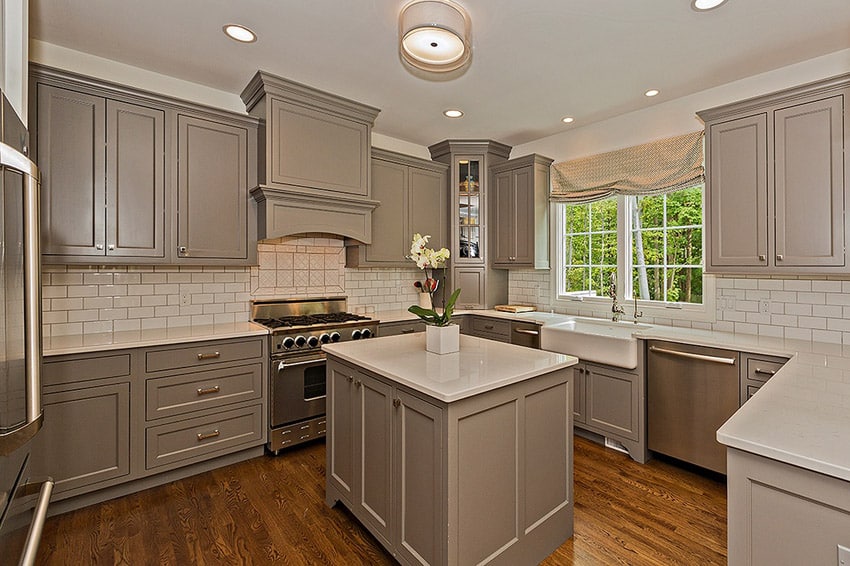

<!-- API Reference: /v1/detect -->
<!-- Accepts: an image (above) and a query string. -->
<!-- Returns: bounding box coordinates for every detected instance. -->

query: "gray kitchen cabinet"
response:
[29,382,131,497]
[379,320,427,337]
[241,71,380,243]
[346,149,448,267]
[739,352,788,404]
[429,140,510,309]
[35,84,166,260]
[465,315,511,343]
[700,74,850,274]
[727,447,850,565]
[571,358,646,463]
[30,64,259,266]
[490,154,553,269]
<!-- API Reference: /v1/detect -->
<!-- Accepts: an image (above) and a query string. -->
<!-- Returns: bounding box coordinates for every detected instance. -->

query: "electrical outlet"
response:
[759,300,770,314]
[180,292,191,306]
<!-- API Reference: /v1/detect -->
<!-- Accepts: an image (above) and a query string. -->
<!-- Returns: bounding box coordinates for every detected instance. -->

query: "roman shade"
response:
[550,130,705,203]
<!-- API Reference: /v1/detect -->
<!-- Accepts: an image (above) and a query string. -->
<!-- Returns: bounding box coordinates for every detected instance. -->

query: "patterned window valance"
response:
[550,131,705,203]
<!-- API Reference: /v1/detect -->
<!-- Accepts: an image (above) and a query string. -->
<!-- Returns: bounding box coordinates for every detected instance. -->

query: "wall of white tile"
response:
[41,234,429,337]
[509,270,850,345]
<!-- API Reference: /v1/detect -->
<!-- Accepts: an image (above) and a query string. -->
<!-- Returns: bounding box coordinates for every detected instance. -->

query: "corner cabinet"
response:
[699,74,850,274]
[428,140,511,309]
[30,64,259,265]
[490,154,553,269]
[346,148,448,267]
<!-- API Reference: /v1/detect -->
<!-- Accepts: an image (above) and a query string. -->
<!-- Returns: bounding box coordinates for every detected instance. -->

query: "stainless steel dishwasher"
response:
[647,340,739,474]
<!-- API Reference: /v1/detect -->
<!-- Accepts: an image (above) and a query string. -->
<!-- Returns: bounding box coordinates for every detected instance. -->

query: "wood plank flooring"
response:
[36,436,726,565]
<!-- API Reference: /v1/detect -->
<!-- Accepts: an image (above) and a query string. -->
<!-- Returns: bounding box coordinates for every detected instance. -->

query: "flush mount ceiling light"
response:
[561,116,575,124]
[399,0,471,73]
[223,24,257,43]
[644,89,660,97]
[444,109,464,118]
[691,0,729,11]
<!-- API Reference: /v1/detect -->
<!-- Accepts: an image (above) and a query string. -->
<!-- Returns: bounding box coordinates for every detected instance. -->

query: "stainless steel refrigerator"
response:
[0,91,52,565]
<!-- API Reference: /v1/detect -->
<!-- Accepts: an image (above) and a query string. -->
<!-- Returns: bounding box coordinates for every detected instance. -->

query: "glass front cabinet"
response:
[428,140,510,309]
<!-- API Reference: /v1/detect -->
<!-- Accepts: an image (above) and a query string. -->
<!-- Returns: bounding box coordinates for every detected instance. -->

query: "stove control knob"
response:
[351,329,362,340]
[282,337,295,349]
[330,332,341,343]
[361,328,373,339]
[319,333,331,344]
[294,335,307,347]
[307,335,320,348]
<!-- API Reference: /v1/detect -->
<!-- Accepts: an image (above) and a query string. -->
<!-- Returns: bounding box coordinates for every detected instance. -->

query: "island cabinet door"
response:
[356,374,394,548]
[327,362,357,504]
[394,390,445,566]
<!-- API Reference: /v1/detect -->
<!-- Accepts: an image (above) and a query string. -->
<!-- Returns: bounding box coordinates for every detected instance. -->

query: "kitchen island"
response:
[323,333,577,566]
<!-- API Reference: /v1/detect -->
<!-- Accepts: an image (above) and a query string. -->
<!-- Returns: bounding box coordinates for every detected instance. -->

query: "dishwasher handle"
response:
[649,345,736,366]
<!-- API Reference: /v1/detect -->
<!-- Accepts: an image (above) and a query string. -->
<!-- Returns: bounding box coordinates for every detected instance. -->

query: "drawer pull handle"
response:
[514,328,539,336]
[300,424,310,430]
[754,368,777,376]
[317,420,326,426]
[401,328,416,334]
[197,429,220,442]
[484,324,494,330]
[197,385,221,396]
[197,351,221,361]
[299,434,311,440]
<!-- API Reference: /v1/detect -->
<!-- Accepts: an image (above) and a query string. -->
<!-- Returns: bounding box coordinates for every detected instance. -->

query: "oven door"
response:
[270,353,326,428]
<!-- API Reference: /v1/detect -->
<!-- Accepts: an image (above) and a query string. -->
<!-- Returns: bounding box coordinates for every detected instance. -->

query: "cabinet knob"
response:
[758,254,766,261]
[393,398,401,408]
[96,244,104,250]
[354,379,362,387]
[346,375,354,383]
[178,246,188,256]
[776,254,784,261]
[108,244,115,251]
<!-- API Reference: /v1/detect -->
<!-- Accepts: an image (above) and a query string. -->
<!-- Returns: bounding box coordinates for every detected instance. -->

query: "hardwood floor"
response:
[36,436,726,565]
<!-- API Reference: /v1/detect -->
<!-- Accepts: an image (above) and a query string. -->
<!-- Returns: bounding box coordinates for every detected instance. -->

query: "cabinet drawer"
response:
[145,404,263,469]
[746,384,761,400]
[379,321,426,337]
[744,355,787,383]
[43,353,131,387]
[145,363,264,421]
[471,317,510,338]
[145,338,263,373]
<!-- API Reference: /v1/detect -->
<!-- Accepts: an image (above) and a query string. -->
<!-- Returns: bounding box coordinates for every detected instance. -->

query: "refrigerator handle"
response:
[0,141,44,456]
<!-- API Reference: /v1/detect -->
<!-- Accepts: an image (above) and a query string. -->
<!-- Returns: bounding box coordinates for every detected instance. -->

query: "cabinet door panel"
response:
[774,95,844,267]
[37,84,106,256]
[107,100,165,258]
[177,115,248,260]
[585,364,639,441]
[707,114,768,268]
[409,167,448,251]
[29,383,130,495]
[453,267,484,309]
[573,366,586,424]
[492,169,513,265]
[358,374,393,546]
[395,391,443,566]
[327,362,356,503]
[366,159,407,263]
[512,167,534,266]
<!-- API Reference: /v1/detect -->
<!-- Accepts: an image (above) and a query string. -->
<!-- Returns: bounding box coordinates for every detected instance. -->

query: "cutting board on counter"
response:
[493,305,536,313]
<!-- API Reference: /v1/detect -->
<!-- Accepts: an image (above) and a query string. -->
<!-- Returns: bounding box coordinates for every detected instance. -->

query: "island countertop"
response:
[323,333,577,403]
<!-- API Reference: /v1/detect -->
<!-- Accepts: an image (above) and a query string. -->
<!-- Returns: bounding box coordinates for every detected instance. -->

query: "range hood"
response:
[241,71,381,243]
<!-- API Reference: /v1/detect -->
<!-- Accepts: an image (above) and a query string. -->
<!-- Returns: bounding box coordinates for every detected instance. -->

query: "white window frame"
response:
[550,191,716,324]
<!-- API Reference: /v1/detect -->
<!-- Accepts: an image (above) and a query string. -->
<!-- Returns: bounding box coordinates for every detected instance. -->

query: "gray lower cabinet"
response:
[33,335,267,508]
[379,320,427,337]
[572,360,646,463]
[490,154,552,269]
[739,352,788,403]
[30,64,258,266]
[346,149,448,267]
[464,315,511,343]
[700,74,850,274]
[727,447,850,565]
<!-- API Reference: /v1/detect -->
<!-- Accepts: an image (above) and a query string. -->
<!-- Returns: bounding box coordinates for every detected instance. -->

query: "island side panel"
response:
[446,367,573,566]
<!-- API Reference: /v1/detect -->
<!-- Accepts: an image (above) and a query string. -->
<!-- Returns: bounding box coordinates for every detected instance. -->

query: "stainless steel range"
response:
[251,297,378,454]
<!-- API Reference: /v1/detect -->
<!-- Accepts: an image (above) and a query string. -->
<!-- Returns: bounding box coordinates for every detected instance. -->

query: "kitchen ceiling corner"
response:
[29,0,850,147]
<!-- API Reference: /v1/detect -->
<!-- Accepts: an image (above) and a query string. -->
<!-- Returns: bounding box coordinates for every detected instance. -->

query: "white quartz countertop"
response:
[43,322,269,356]
[323,333,577,403]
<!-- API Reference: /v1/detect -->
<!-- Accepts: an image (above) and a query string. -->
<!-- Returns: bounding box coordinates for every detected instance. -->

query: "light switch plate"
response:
[838,544,850,566]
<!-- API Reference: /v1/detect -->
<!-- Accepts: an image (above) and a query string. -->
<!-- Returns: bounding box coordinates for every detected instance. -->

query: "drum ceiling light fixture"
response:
[399,0,471,73]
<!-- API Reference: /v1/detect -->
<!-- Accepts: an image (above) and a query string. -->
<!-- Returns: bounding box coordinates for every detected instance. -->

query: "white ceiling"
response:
[30,0,850,148]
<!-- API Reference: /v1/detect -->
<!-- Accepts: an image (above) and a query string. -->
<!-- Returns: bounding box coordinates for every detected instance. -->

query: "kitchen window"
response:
[550,131,714,322]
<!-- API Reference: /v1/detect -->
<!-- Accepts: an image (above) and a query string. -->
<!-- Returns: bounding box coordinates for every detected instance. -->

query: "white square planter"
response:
[425,324,460,355]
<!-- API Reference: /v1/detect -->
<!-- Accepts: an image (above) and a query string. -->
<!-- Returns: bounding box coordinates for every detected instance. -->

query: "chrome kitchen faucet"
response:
[609,272,625,322]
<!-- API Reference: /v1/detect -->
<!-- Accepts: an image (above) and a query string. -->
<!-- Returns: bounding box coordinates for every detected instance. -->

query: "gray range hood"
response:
[241,71,381,243]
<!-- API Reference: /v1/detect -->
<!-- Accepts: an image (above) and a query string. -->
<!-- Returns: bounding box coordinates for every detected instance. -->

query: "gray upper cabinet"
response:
[30,64,258,266]
[346,148,448,267]
[177,114,249,261]
[700,74,850,274]
[490,154,553,269]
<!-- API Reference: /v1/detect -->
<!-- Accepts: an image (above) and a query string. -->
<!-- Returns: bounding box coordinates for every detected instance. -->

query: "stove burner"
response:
[254,312,370,329]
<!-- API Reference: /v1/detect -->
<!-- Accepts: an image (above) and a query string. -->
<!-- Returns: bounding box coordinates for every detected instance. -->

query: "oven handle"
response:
[277,357,325,372]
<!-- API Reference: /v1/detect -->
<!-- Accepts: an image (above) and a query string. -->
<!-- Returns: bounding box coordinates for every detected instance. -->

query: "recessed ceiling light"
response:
[444,109,464,118]
[223,24,257,43]
[644,89,660,97]
[692,0,729,11]
[561,116,575,124]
